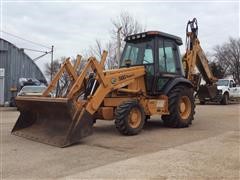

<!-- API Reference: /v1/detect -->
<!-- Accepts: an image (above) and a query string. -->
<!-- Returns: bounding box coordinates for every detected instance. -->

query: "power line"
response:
[21,47,49,53]
[0,30,51,49]
[33,52,50,62]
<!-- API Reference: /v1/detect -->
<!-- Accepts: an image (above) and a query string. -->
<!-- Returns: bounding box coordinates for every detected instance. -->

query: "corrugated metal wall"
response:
[0,38,46,103]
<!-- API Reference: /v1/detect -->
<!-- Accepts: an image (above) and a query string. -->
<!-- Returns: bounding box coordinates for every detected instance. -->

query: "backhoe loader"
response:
[12,18,217,147]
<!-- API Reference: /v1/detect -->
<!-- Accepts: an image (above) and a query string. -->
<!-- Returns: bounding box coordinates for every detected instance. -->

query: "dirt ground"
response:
[1,103,240,179]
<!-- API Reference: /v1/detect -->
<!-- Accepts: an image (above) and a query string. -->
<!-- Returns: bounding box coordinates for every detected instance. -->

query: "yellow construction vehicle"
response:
[12,18,217,147]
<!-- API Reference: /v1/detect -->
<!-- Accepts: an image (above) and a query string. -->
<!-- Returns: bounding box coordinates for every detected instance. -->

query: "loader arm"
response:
[12,52,146,147]
[42,57,79,96]
[67,57,145,114]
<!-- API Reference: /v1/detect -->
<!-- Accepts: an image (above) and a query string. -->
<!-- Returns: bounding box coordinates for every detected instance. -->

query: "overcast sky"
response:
[1,0,239,73]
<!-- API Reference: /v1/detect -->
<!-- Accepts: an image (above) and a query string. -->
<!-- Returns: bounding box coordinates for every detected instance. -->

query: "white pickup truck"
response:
[214,79,240,104]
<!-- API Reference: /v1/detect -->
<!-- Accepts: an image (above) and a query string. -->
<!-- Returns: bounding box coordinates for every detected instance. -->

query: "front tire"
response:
[162,86,195,128]
[115,100,145,135]
[221,93,229,105]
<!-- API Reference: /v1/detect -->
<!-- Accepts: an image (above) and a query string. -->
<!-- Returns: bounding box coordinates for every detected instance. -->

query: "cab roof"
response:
[125,31,183,45]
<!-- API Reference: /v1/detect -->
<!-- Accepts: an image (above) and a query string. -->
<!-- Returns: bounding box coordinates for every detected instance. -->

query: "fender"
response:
[163,77,193,95]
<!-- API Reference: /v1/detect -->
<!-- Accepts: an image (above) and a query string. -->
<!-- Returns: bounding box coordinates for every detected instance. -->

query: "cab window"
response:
[164,42,176,73]
[122,45,140,65]
[120,39,154,67]
[158,40,177,73]
[143,44,154,64]
[158,41,165,71]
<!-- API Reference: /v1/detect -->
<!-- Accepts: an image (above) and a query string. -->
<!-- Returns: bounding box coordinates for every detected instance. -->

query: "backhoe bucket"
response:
[198,84,218,100]
[11,97,94,147]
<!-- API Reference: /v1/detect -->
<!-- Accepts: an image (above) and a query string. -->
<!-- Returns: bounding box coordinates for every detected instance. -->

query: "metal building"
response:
[0,38,46,105]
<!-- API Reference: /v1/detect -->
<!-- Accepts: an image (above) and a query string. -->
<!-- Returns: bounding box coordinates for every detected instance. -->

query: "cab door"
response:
[120,38,156,95]
[142,39,155,94]
[155,38,183,93]
[229,80,239,98]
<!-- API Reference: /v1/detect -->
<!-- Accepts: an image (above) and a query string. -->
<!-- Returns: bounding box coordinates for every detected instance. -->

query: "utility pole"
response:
[50,45,54,81]
[116,27,122,68]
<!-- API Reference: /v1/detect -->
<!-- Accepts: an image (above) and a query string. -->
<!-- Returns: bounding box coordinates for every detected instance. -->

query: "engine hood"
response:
[217,86,228,90]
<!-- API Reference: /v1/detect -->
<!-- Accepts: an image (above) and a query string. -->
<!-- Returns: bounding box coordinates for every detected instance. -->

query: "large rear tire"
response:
[115,100,145,135]
[162,86,195,128]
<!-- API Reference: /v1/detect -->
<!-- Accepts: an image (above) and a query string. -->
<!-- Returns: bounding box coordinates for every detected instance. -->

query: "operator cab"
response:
[120,31,184,95]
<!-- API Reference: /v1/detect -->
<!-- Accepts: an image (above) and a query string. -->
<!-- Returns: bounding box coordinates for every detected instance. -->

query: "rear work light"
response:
[127,33,147,41]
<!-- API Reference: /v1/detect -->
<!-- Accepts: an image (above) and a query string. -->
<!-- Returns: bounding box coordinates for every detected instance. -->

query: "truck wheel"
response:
[221,93,229,105]
[10,97,16,107]
[200,100,205,105]
[115,100,145,135]
[162,86,195,128]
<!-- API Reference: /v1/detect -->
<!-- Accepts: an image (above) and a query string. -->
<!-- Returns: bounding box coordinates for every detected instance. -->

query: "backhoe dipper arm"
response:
[183,18,217,89]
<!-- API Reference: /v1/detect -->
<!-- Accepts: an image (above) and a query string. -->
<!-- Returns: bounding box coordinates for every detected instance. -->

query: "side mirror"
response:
[233,83,236,87]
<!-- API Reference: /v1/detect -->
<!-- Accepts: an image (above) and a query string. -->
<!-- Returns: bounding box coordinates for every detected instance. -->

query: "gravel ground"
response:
[1,103,239,179]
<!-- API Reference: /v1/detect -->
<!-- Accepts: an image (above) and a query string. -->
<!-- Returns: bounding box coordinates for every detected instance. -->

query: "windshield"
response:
[217,80,229,86]
[120,39,154,67]
[21,86,46,93]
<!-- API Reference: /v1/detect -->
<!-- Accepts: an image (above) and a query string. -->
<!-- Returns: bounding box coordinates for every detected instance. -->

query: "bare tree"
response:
[44,56,88,97]
[111,11,144,42]
[209,62,225,79]
[88,39,103,60]
[87,11,145,69]
[45,58,63,78]
[111,11,145,67]
[213,37,240,83]
[106,41,118,69]
[45,56,87,78]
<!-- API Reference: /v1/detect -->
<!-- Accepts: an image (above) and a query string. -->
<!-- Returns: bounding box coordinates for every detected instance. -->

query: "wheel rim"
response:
[128,107,141,128]
[179,96,191,120]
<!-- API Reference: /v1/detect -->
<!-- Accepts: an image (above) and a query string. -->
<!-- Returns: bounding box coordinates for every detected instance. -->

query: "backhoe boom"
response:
[183,18,217,99]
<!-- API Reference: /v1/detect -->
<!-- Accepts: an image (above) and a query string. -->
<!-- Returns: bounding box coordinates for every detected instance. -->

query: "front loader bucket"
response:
[12,97,94,147]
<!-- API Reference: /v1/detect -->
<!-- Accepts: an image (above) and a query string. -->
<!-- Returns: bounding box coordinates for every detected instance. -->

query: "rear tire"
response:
[115,100,145,135]
[162,86,195,128]
[221,93,229,105]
